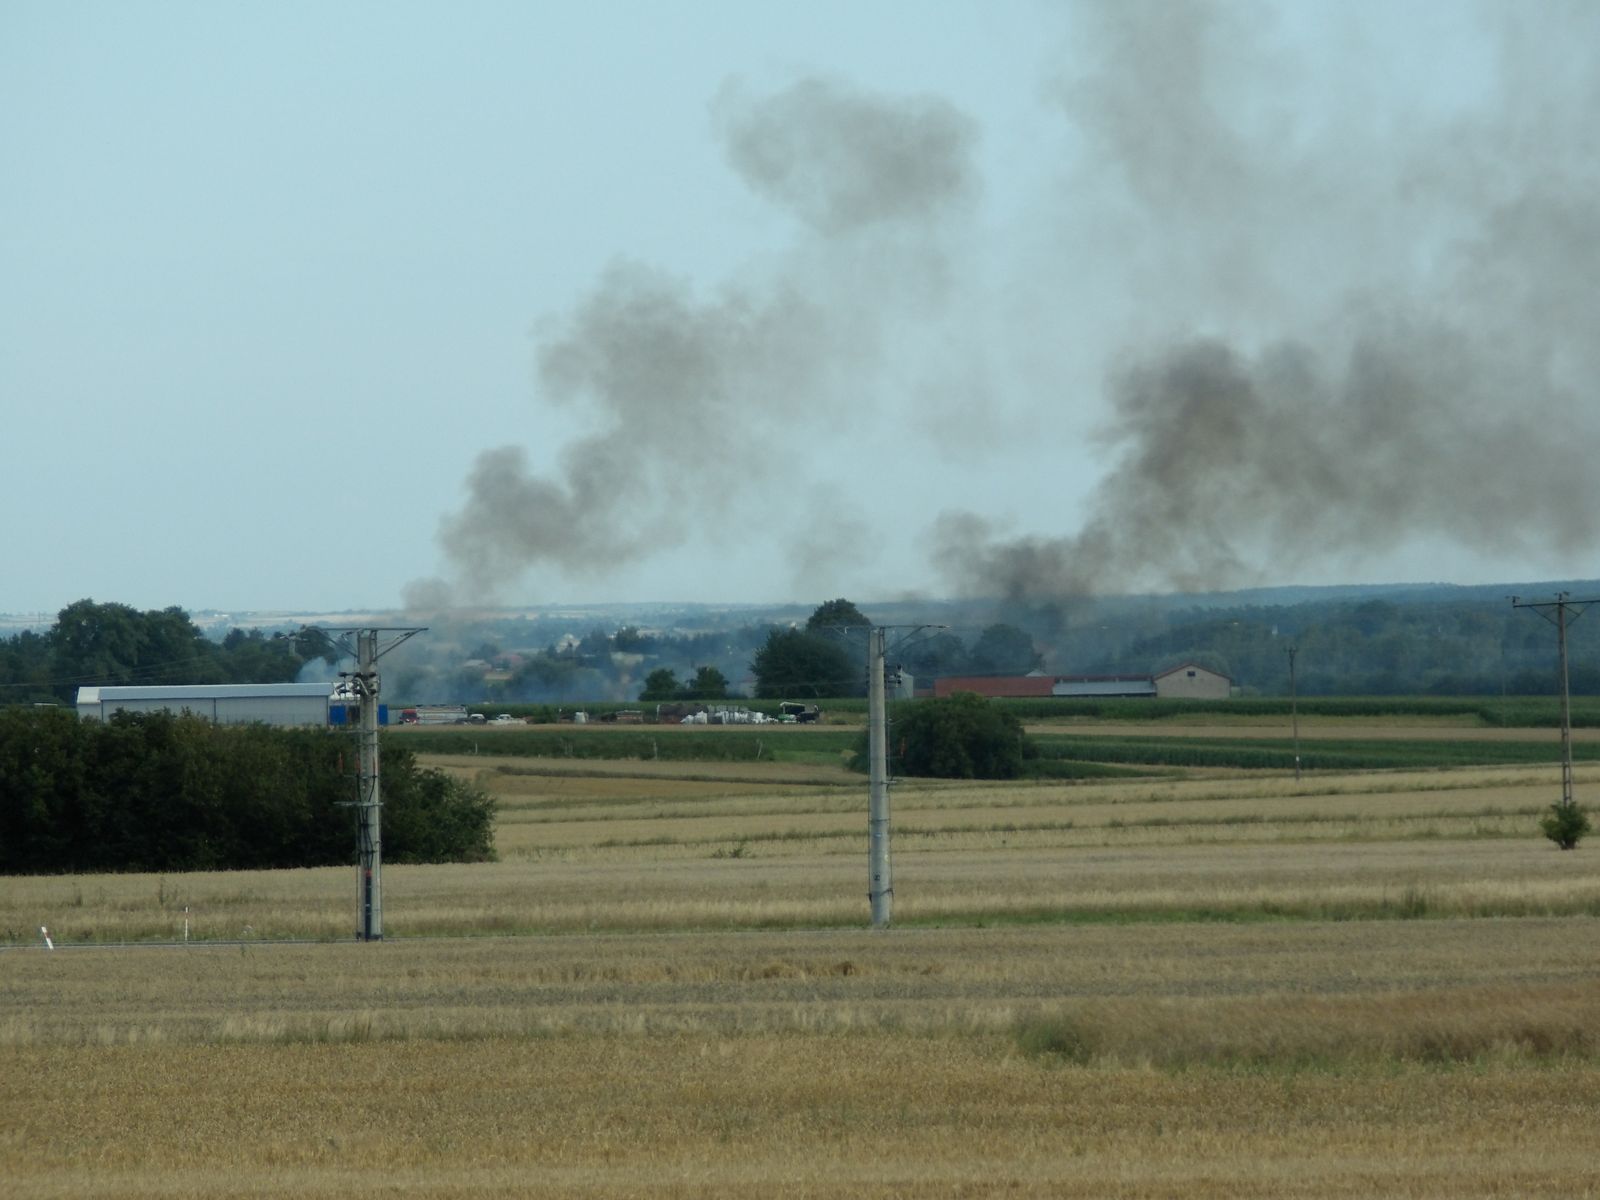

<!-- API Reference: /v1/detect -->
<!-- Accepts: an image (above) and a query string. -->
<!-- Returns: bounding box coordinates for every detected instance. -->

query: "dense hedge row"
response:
[0,708,494,874]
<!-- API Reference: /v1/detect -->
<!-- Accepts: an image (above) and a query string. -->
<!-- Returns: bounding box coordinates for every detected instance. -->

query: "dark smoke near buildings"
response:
[935,324,1597,601]
[414,2,1600,614]
[935,0,1600,604]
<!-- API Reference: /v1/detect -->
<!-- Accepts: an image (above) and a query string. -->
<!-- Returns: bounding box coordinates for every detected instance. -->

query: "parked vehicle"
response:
[399,705,472,725]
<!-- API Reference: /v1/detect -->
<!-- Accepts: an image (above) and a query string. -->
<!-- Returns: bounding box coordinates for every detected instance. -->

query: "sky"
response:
[4,0,1598,618]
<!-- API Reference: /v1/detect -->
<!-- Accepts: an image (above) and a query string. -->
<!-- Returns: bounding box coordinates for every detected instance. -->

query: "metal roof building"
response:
[75,683,334,727]
[933,674,1157,699]
[933,664,1231,701]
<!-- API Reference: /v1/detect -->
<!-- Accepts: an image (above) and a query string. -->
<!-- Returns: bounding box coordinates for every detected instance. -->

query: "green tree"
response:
[50,599,148,689]
[509,653,578,699]
[883,692,1033,779]
[806,598,871,632]
[899,631,970,681]
[613,626,650,653]
[48,599,227,699]
[379,744,497,864]
[0,709,494,873]
[640,667,680,701]
[681,665,730,700]
[968,623,1042,675]
[576,627,612,662]
[1540,803,1590,851]
[217,628,302,683]
[0,629,56,704]
[751,628,857,699]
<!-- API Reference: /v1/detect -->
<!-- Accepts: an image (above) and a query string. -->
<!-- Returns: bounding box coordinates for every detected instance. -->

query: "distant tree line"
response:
[639,665,731,702]
[0,599,315,706]
[11,589,1593,711]
[411,589,1600,704]
[744,600,1046,699]
[0,708,494,874]
[1099,597,1600,696]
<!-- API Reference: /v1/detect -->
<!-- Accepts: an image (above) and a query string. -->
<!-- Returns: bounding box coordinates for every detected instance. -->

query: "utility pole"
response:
[860,624,942,930]
[867,625,891,928]
[295,625,424,941]
[1511,594,1595,813]
[353,630,383,941]
[1286,644,1301,782]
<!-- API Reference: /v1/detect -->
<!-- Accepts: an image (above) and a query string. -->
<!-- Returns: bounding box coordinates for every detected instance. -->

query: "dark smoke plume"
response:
[935,0,1600,605]
[412,77,978,608]
[713,76,978,234]
[936,325,1597,600]
[431,265,837,596]
[413,3,1600,616]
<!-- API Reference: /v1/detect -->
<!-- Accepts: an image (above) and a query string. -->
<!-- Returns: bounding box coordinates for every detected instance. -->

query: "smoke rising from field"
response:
[415,3,1600,614]
[411,77,976,609]
[935,0,1600,604]
[935,326,1597,600]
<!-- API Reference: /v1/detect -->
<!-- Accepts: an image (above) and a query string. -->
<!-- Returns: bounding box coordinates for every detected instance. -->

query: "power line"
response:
[1511,593,1596,813]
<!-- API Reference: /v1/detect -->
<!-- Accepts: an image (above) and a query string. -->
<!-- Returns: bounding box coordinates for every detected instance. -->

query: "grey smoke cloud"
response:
[433,265,835,597]
[935,324,1597,600]
[414,3,1600,616]
[413,76,979,608]
[713,76,979,234]
[934,0,1600,603]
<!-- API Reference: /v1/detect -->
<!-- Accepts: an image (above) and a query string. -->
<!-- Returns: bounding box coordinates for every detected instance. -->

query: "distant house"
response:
[933,663,1231,702]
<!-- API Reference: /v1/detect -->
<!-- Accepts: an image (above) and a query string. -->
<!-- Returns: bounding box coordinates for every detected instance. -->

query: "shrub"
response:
[0,709,495,873]
[1540,803,1591,851]
[856,692,1035,780]
[1013,1015,1096,1064]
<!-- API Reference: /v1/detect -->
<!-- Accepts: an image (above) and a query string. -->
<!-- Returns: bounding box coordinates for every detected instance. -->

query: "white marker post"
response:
[40,925,53,950]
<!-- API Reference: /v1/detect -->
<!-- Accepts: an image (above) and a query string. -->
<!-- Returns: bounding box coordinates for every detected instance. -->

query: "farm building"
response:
[1153,662,1233,699]
[75,683,337,727]
[933,663,1231,701]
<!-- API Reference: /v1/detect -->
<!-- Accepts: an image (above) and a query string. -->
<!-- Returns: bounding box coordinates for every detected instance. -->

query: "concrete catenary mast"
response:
[297,625,424,941]
[1511,594,1596,814]
[867,625,892,928]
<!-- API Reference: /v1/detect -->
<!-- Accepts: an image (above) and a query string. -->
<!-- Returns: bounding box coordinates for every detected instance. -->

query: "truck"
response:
[398,705,477,725]
[778,701,822,724]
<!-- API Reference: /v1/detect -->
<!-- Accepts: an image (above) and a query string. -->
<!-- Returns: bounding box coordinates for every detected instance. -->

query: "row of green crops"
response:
[1030,733,1592,772]
[983,695,1600,726]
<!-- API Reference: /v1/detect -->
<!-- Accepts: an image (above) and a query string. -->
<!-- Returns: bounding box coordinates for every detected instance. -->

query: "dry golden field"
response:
[5,722,1600,1197]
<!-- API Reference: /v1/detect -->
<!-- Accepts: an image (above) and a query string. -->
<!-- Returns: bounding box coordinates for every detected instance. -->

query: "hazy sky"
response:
[5,1,1596,616]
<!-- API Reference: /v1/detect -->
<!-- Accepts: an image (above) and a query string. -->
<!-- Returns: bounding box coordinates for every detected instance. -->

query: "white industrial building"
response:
[933,662,1233,702]
[75,683,335,727]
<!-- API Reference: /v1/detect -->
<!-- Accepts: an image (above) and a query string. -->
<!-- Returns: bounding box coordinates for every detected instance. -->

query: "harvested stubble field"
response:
[5,715,1600,1197]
